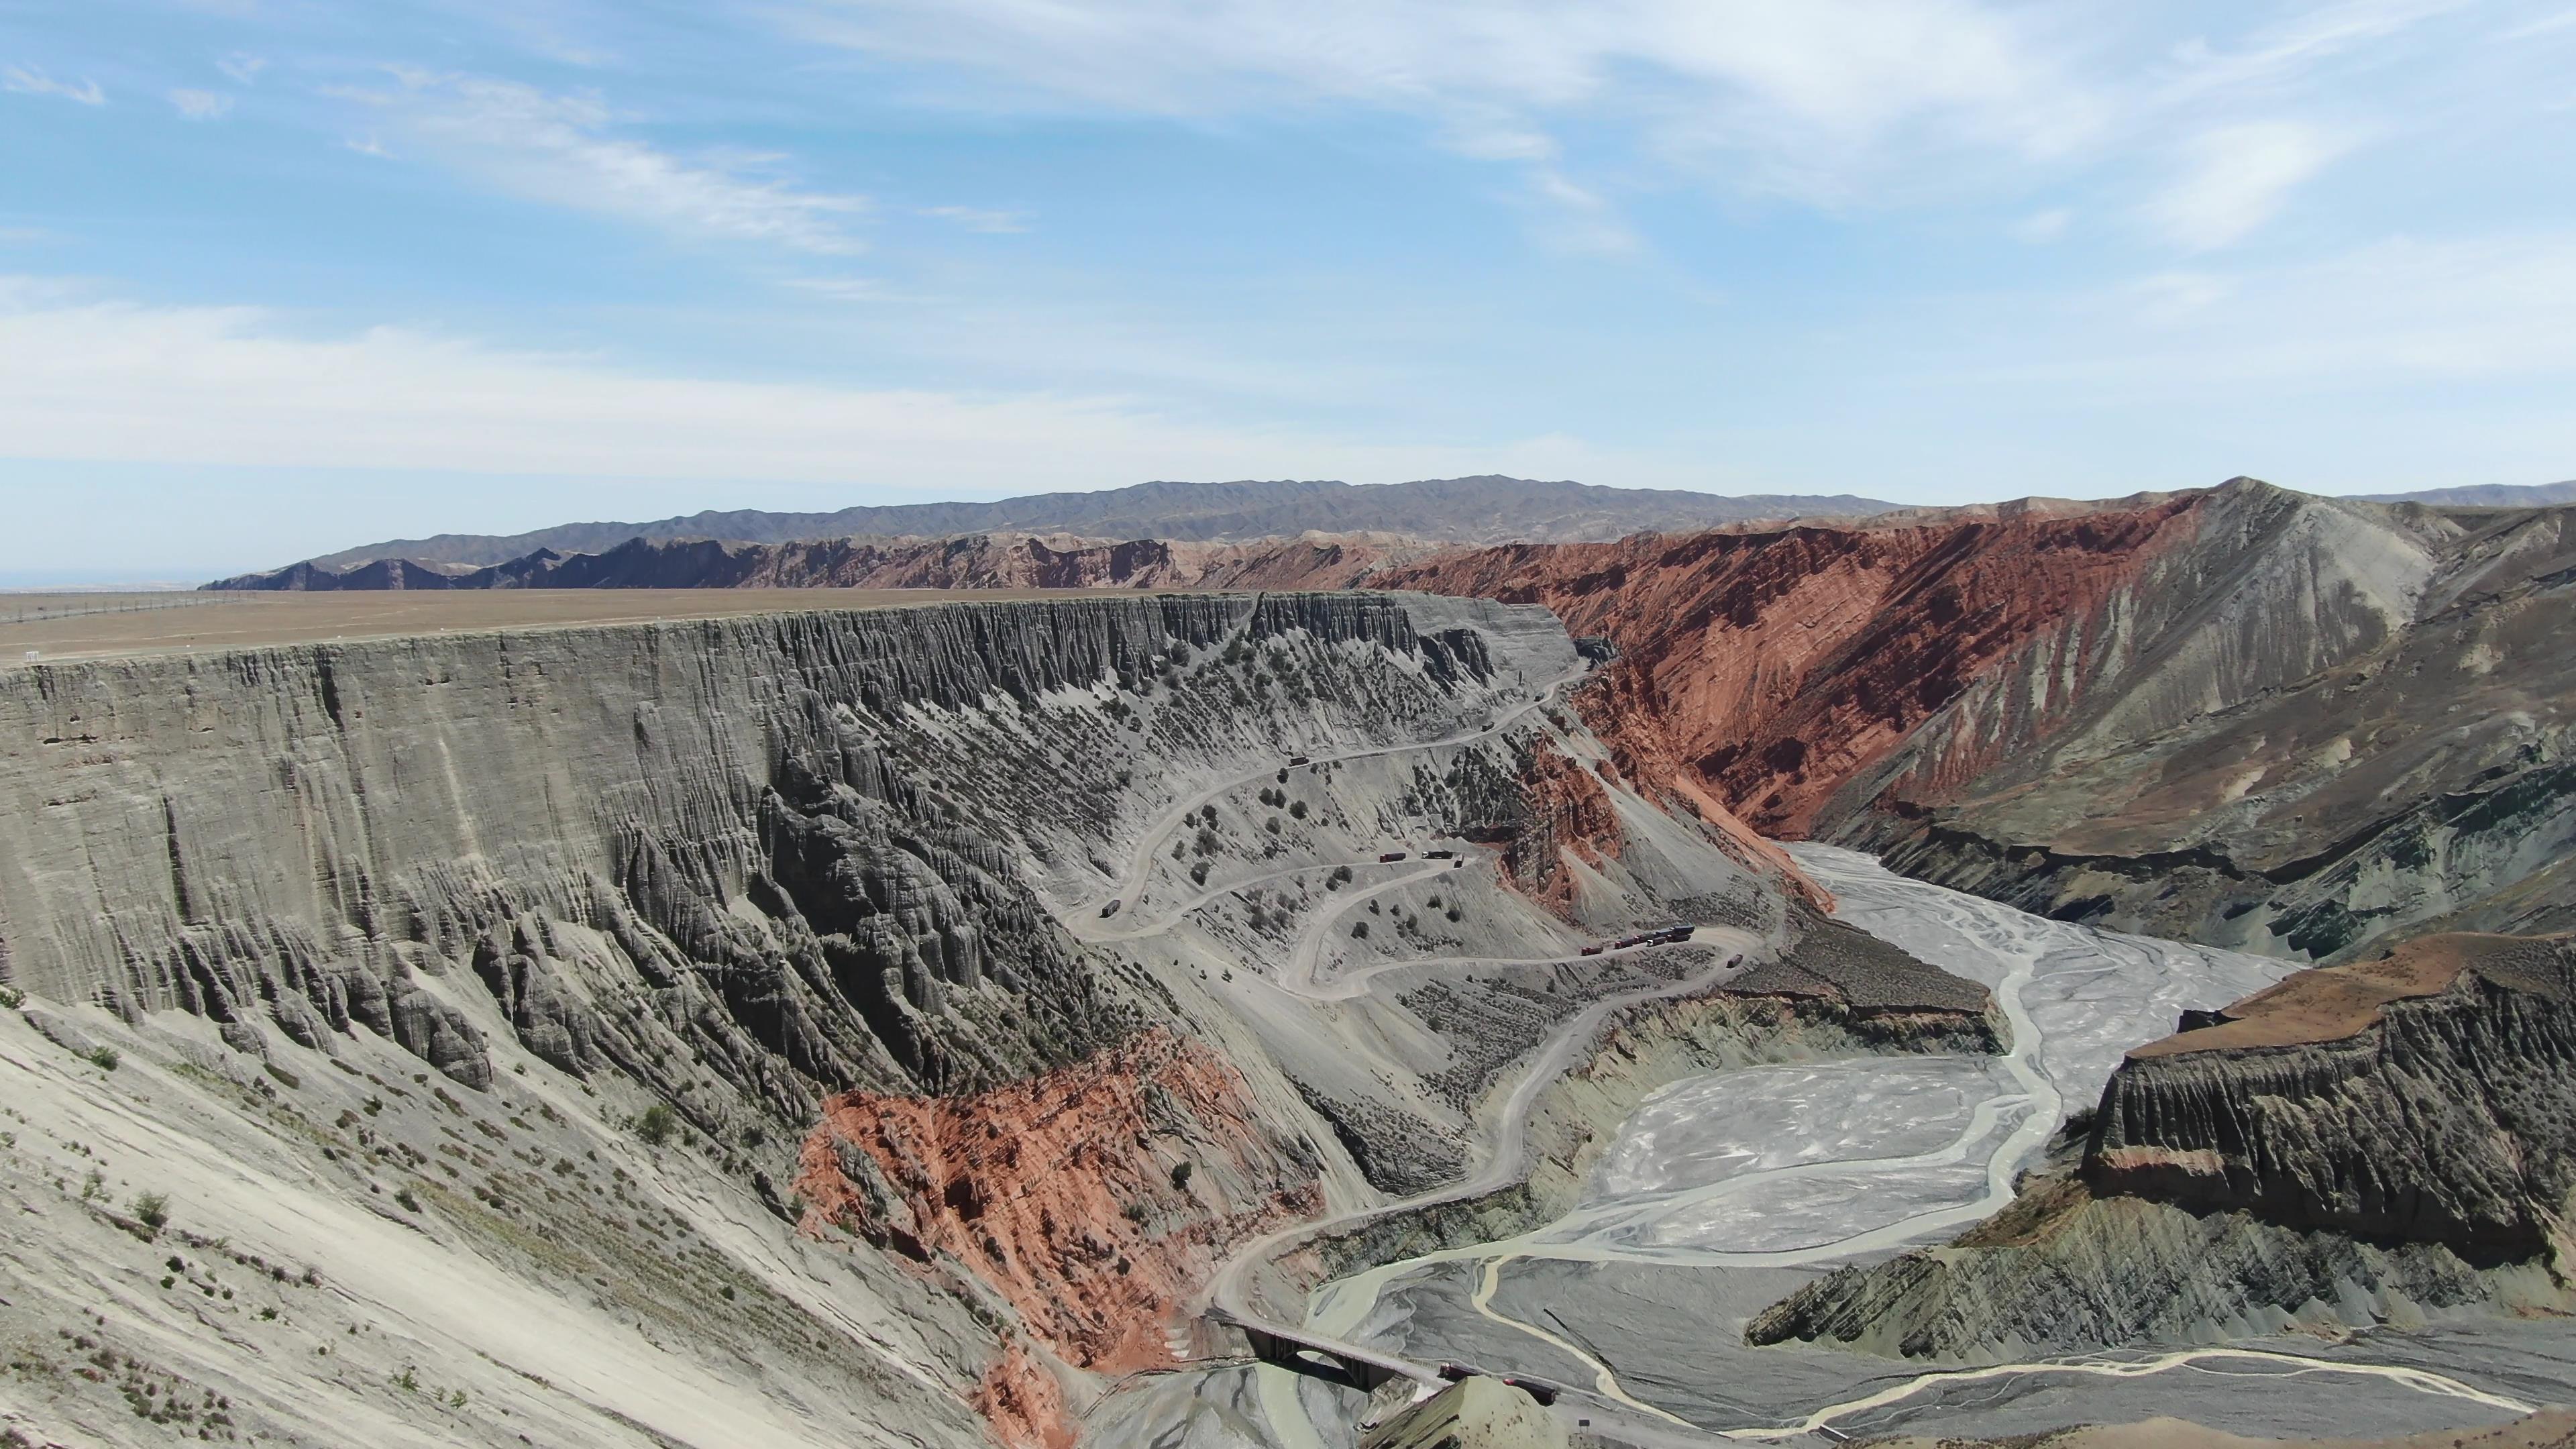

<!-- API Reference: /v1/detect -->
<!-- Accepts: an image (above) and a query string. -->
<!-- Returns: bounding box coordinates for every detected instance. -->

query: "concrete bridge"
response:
[1209,1307,1443,1394]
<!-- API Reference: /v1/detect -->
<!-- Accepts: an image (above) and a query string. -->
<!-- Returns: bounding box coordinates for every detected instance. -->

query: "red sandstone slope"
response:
[1377,492,2206,837]
[793,1028,1319,1447]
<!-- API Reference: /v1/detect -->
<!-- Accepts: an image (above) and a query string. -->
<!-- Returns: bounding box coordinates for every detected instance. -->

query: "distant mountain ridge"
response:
[297,476,1900,572]
[2358,480,2576,506]
[207,533,1421,593]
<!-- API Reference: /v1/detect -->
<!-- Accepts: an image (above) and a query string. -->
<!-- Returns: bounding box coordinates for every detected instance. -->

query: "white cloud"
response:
[3,66,105,105]
[0,282,1667,490]
[170,89,234,121]
[782,0,2100,220]
[216,52,266,86]
[363,72,871,254]
[2145,121,2347,249]
[345,134,392,158]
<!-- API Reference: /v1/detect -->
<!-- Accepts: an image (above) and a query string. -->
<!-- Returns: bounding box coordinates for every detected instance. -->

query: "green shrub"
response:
[87,1046,119,1072]
[394,1187,421,1213]
[131,1191,169,1234]
[637,1103,678,1147]
[0,984,23,1009]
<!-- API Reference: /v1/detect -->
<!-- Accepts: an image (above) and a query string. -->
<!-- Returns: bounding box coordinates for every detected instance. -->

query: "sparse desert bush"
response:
[1289,800,1308,820]
[0,984,22,1009]
[87,1046,119,1072]
[1350,922,1370,940]
[132,1191,169,1234]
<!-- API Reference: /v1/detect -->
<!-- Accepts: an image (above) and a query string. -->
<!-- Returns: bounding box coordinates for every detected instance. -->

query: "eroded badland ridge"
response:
[15,471,2576,1448]
[0,589,1984,1448]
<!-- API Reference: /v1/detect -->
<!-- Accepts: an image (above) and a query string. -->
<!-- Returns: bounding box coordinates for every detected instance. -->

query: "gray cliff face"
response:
[2087,937,2576,1254]
[0,592,1522,1123]
[1748,934,2576,1360]
[1744,1181,2544,1362]
[1,588,1735,1449]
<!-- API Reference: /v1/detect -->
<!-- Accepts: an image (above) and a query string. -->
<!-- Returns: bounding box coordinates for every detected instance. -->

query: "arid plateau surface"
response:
[7,476,2576,1449]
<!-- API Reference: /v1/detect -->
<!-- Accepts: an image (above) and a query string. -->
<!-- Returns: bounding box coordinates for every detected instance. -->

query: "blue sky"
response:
[3,0,2575,580]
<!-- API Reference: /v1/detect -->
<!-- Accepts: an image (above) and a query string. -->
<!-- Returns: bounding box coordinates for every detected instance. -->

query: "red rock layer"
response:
[1380,496,2206,837]
[974,1340,1077,1449]
[1501,741,1624,911]
[794,1028,1319,1442]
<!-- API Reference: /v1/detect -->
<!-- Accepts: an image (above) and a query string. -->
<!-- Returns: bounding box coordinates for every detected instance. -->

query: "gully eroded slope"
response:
[1388,479,2576,967]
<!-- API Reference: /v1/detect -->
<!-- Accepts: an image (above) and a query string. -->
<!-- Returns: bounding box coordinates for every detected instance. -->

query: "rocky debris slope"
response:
[793,1028,1322,1375]
[1358,1377,1566,1449]
[1387,480,2576,967]
[1746,932,2576,1360]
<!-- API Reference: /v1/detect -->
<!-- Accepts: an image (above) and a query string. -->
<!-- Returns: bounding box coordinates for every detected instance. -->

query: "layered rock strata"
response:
[1389,480,2576,967]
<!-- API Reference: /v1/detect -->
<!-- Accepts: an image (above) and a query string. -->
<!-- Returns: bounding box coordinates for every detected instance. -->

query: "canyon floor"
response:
[1100,845,2572,1448]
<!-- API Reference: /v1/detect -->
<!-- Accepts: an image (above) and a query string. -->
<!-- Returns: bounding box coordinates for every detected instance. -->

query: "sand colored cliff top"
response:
[0,586,1183,665]
[2127,933,2570,1059]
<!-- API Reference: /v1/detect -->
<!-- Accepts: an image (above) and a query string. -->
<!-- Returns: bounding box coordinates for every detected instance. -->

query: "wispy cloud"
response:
[170,89,235,121]
[782,0,2099,215]
[0,281,1642,488]
[360,72,871,254]
[3,66,105,106]
[2145,121,2348,250]
[2012,208,2072,243]
[773,0,2533,253]
[786,276,913,303]
[919,205,1026,233]
[216,52,266,86]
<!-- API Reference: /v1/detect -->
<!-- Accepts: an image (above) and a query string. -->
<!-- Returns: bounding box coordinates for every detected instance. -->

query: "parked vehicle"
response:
[1579,945,1603,957]
[1424,849,1455,860]
[1499,1375,1560,1407]
[1379,851,1408,862]
[1100,900,1122,918]
[1287,754,1311,766]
